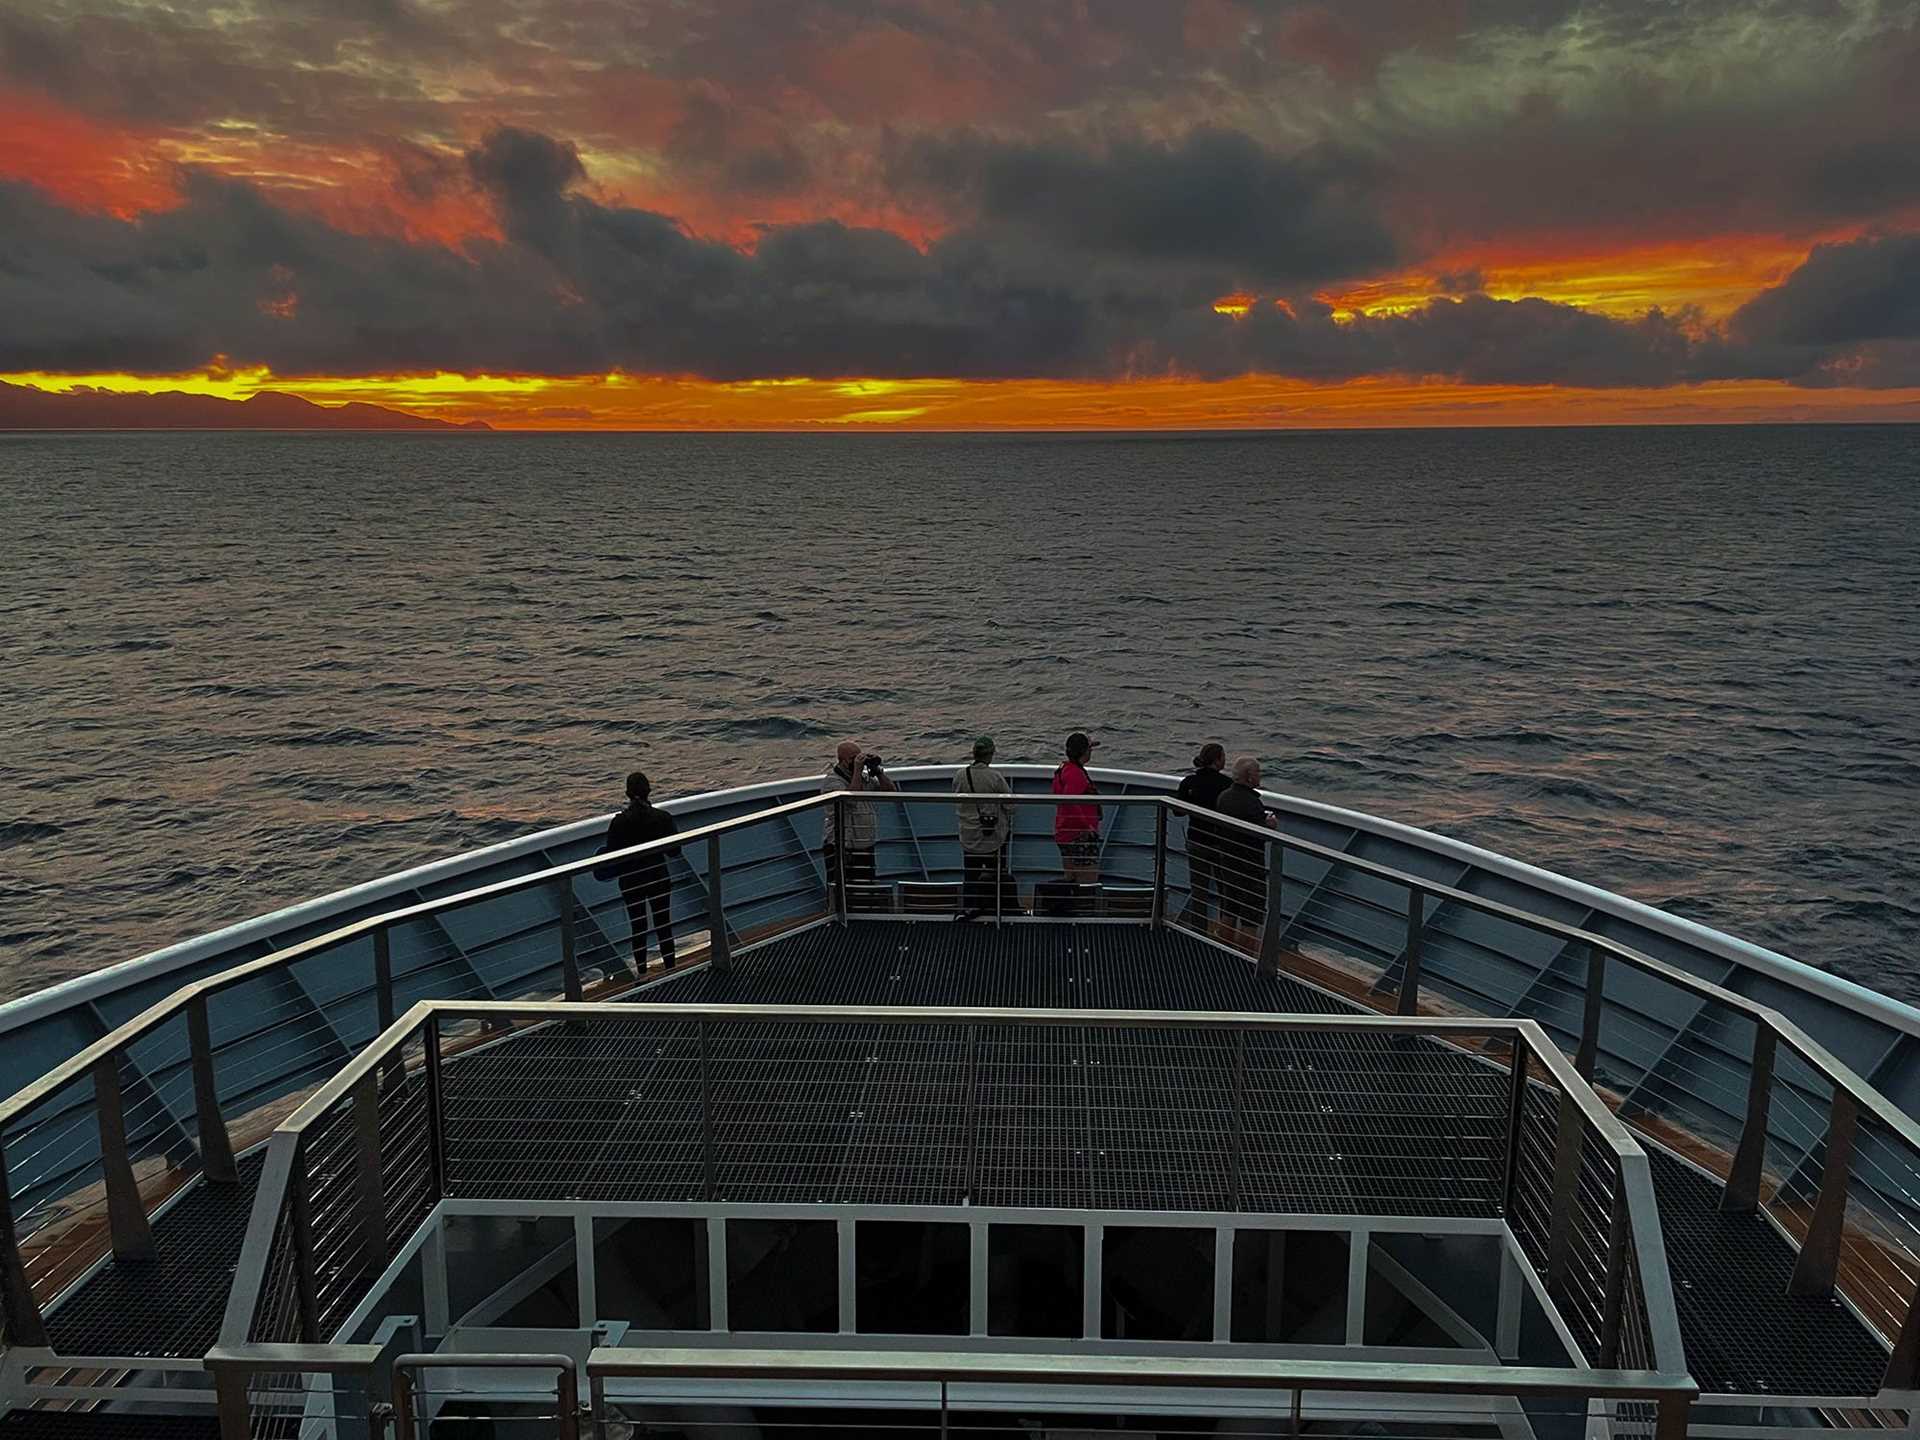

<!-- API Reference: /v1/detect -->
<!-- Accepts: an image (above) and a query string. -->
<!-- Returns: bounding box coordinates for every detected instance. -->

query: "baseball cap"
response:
[972,735,996,760]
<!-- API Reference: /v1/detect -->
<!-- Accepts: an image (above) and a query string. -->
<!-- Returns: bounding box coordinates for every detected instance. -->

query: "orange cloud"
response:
[0,91,179,217]
[1318,235,1820,322]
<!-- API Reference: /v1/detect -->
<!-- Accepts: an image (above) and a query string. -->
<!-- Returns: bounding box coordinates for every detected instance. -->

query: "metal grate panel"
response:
[0,1416,220,1437]
[42,1151,267,1359]
[634,921,1344,1014]
[1647,1145,1890,1397]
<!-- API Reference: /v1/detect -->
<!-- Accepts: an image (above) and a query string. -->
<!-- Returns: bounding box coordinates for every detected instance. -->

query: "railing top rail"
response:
[204,1343,386,1375]
[586,1345,1697,1398]
[1616,1155,1691,1377]
[6,782,1915,1168]
[394,1351,575,1374]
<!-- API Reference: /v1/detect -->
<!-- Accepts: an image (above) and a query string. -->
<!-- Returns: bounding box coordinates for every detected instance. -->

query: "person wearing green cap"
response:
[953,736,1014,920]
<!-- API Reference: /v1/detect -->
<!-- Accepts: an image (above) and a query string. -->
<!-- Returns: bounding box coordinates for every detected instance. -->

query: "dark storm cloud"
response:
[6,0,1920,260]
[890,130,1400,289]
[0,126,1892,390]
[1731,234,1920,348]
[465,126,588,253]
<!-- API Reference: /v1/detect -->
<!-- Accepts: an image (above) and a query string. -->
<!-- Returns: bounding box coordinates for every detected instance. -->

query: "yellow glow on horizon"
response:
[8,368,1920,432]
[830,406,932,423]
[0,367,274,399]
[1320,236,1814,321]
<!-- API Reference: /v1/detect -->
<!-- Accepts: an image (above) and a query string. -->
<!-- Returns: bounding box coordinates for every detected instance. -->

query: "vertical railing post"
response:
[1227,1029,1248,1210]
[1597,1191,1629,1367]
[289,1135,321,1341]
[557,1361,581,1440]
[832,799,848,925]
[373,925,396,1036]
[1501,1038,1530,1220]
[92,1050,157,1262]
[1654,1393,1690,1440]
[1546,1086,1586,1285]
[1150,806,1169,928]
[707,832,731,974]
[1722,1026,1776,1214]
[962,1023,981,1203]
[1257,839,1283,977]
[0,1138,48,1346]
[1882,1282,1920,1390]
[374,924,407,1090]
[1396,885,1425,1016]
[353,1070,390,1271]
[558,877,583,1002]
[189,993,238,1185]
[1575,945,1607,1083]
[214,1366,252,1440]
[700,1019,717,1202]
[423,1015,447,1203]
[1789,1089,1860,1296]
[392,1365,418,1440]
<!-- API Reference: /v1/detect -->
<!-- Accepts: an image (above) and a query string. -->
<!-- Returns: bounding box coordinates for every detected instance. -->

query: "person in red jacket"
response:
[1051,731,1102,884]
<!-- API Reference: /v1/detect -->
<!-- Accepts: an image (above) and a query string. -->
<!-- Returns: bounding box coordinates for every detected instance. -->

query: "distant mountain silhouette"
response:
[0,383,491,431]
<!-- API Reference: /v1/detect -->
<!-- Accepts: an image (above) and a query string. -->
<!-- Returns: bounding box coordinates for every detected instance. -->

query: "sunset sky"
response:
[3,0,1919,429]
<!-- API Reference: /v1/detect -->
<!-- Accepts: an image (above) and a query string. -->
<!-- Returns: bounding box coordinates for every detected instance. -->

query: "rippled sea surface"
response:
[1,427,1917,1004]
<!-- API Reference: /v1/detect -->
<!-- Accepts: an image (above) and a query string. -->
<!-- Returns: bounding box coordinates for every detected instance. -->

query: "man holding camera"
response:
[953,735,1014,920]
[822,739,897,912]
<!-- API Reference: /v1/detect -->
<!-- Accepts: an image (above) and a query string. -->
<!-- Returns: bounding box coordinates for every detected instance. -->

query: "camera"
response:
[862,754,886,777]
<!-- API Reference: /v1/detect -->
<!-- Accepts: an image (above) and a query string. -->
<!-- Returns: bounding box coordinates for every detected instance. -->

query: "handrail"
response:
[4,785,1911,1162]
[586,1343,1698,1401]
[393,1352,578,1440]
[220,995,1685,1392]
[1,778,1905,1393]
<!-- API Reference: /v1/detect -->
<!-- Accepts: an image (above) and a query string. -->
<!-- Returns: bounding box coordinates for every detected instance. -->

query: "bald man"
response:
[1213,757,1278,951]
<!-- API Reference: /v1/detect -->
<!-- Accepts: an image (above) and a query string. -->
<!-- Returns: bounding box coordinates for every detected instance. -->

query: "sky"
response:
[3,0,1920,429]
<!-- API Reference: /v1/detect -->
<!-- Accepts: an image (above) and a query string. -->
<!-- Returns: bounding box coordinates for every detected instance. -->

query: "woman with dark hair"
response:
[1175,743,1231,931]
[1051,731,1102,885]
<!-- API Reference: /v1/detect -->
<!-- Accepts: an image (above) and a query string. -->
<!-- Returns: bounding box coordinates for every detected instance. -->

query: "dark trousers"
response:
[962,847,1012,915]
[620,872,675,974]
[1181,850,1217,924]
[825,843,878,911]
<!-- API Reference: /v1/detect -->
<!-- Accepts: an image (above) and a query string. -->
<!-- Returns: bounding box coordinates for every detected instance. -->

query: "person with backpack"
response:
[1051,731,1102,886]
[953,735,1015,920]
[592,771,681,977]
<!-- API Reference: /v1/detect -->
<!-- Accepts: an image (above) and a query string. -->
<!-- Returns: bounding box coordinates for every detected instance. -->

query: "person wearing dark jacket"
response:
[1175,743,1231,930]
[594,771,681,976]
[1213,756,1278,951]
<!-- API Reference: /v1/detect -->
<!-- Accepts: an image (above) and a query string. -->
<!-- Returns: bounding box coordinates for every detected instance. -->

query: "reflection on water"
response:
[0,426,1916,1003]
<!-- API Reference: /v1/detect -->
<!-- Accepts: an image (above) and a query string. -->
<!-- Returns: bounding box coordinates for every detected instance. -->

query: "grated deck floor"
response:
[42,1152,266,1359]
[1647,1146,1890,1398]
[438,924,1508,1214]
[29,922,1897,1409]
[0,1416,219,1437]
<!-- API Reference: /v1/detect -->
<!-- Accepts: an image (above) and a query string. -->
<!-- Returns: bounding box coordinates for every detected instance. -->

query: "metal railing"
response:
[584,1346,1696,1440]
[2,782,1917,1402]
[393,1352,579,1440]
[215,998,1682,1382]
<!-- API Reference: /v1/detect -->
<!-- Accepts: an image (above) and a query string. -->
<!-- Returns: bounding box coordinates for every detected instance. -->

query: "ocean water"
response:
[1,426,1916,1005]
